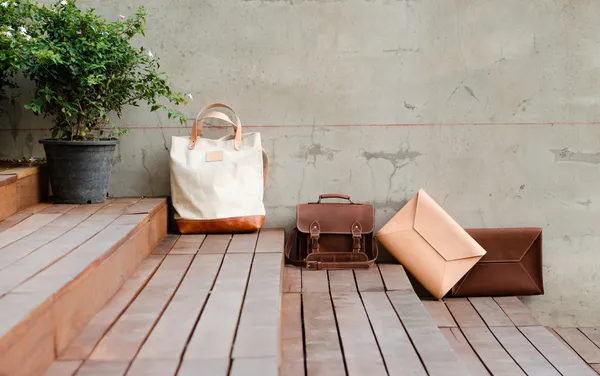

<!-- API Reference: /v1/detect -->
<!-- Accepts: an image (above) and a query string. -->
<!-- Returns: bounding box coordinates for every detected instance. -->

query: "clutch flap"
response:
[413,189,486,261]
[465,227,542,262]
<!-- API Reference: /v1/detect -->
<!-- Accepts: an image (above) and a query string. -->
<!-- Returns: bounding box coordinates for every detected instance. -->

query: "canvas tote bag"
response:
[170,103,268,233]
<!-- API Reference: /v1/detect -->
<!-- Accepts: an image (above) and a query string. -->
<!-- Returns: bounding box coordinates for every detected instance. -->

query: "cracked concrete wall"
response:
[2,0,600,326]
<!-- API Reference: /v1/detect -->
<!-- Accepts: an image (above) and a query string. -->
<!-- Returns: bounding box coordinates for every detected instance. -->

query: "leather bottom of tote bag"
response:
[175,215,264,234]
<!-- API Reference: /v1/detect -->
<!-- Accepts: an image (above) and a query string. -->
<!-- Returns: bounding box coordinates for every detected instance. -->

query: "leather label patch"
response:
[206,150,224,162]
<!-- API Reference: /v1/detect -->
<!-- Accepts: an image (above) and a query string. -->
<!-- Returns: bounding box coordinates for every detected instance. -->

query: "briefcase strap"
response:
[284,227,377,270]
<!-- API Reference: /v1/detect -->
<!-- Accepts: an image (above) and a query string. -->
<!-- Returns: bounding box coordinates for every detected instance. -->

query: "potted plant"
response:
[0,0,37,114]
[20,0,188,204]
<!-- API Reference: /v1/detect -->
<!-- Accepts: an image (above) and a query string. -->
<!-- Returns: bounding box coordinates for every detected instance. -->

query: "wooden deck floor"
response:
[0,198,167,376]
[44,230,285,376]
[5,205,599,376]
[424,297,599,375]
[281,264,468,376]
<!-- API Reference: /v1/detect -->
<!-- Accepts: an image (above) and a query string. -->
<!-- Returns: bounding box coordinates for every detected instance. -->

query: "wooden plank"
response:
[136,253,224,360]
[37,204,77,214]
[441,328,490,376]
[0,307,54,376]
[89,255,193,360]
[124,198,166,215]
[0,212,64,249]
[2,199,139,296]
[386,290,467,376]
[494,297,539,326]
[151,234,179,255]
[280,293,305,376]
[15,173,47,211]
[75,360,129,376]
[303,292,346,376]
[229,358,278,376]
[43,361,82,376]
[555,327,600,363]
[197,234,231,254]
[53,217,162,354]
[422,300,457,328]
[378,264,413,291]
[491,326,560,376]
[59,255,165,360]
[170,234,205,255]
[233,253,282,358]
[519,326,598,376]
[548,327,580,353]
[0,204,109,294]
[361,291,427,375]
[0,291,50,351]
[148,205,167,248]
[328,270,357,292]
[469,297,514,327]
[354,267,385,292]
[0,202,52,233]
[580,327,600,349]
[126,359,179,376]
[302,270,329,293]
[0,201,145,351]
[184,253,253,359]
[461,327,526,375]
[590,363,600,374]
[330,292,388,375]
[0,165,40,179]
[227,232,258,253]
[12,211,147,296]
[0,183,17,222]
[177,359,230,376]
[445,298,486,328]
[0,174,16,186]
[0,203,103,271]
[255,228,284,253]
[282,266,301,293]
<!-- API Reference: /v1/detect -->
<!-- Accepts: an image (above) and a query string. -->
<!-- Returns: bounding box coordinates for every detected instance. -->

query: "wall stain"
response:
[141,148,155,196]
[577,199,592,208]
[551,148,600,164]
[513,98,530,116]
[296,143,339,161]
[383,47,421,55]
[464,86,479,101]
[363,146,422,195]
[404,101,416,110]
[24,132,34,157]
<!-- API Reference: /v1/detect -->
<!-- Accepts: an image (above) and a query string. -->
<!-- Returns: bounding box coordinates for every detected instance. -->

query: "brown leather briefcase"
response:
[451,227,544,297]
[284,194,378,270]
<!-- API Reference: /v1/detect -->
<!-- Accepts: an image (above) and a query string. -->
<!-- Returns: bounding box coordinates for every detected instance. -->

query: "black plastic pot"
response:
[39,139,119,204]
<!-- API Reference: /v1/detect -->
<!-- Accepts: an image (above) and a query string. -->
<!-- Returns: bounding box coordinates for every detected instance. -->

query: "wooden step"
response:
[43,229,285,376]
[0,197,167,376]
[0,165,49,221]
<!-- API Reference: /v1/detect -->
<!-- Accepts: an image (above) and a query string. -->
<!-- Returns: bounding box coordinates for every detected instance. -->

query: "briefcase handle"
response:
[317,194,355,204]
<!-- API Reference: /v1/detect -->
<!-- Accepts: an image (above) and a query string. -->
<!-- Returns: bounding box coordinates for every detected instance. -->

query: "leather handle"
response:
[189,103,243,151]
[317,194,355,204]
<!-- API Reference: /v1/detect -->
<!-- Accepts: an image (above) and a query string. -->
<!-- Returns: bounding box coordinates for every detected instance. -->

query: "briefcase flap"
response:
[465,227,542,262]
[296,203,374,234]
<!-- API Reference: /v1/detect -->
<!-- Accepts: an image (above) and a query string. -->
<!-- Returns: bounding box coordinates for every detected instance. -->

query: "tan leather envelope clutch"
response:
[376,189,486,299]
[451,227,543,297]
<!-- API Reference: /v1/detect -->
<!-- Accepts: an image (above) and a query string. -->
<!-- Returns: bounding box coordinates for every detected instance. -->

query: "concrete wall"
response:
[2,0,600,327]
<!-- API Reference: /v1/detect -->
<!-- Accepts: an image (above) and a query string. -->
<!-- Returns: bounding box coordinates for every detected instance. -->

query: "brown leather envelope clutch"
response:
[451,227,544,297]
